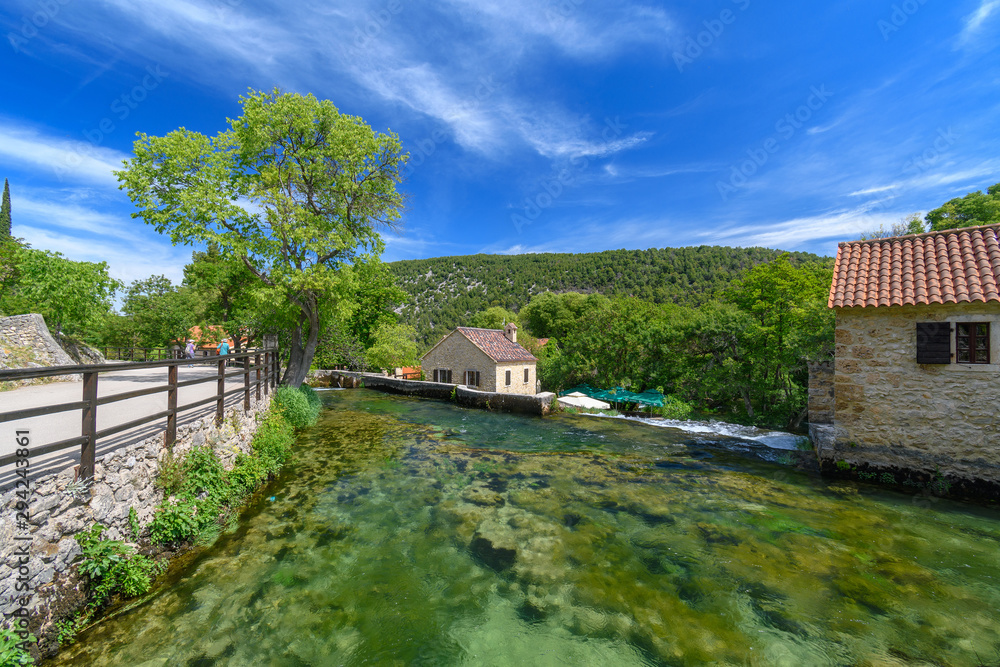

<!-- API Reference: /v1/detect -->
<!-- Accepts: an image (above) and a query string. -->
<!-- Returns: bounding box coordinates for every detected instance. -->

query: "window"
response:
[434,369,452,383]
[916,322,951,364]
[524,368,529,383]
[505,370,511,386]
[957,323,990,364]
[464,370,480,387]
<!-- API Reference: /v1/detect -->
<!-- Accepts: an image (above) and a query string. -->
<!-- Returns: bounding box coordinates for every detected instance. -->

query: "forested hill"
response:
[388,246,832,346]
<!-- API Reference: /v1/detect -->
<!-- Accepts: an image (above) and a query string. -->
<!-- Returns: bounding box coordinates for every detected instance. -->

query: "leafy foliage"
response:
[526,255,834,428]
[364,322,419,371]
[116,88,407,387]
[74,524,156,608]
[0,624,35,666]
[272,385,321,430]
[149,403,302,546]
[389,246,828,347]
[926,181,1000,231]
[0,248,120,336]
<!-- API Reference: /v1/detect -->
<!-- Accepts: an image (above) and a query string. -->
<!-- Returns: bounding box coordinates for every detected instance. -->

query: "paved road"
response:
[0,362,257,492]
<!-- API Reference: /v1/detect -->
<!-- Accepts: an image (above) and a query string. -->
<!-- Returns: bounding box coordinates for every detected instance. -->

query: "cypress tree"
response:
[0,179,10,238]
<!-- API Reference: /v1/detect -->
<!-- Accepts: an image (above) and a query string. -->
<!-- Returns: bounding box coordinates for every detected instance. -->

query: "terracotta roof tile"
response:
[455,327,537,362]
[829,223,1000,308]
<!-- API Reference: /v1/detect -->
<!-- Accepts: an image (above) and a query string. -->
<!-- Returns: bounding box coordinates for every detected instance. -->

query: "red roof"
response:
[829,224,1000,308]
[456,327,537,362]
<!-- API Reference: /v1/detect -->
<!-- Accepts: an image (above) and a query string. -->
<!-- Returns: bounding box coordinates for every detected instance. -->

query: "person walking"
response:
[217,338,230,356]
[185,340,196,366]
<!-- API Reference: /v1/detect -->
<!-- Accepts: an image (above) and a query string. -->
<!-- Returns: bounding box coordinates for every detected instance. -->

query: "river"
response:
[49,389,1000,666]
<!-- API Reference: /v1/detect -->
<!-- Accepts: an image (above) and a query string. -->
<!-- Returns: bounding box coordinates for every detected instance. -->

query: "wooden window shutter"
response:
[916,322,951,364]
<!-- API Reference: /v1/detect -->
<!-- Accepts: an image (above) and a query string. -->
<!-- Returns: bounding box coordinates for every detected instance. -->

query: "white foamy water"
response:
[582,413,809,450]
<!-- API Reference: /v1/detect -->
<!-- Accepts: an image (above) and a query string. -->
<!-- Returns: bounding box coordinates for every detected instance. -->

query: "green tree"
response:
[720,256,833,424]
[364,322,419,371]
[116,88,406,387]
[122,275,195,348]
[0,178,10,238]
[926,182,1000,231]
[469,306,518,330]
[182,245,256,352]
[0,248,120,336]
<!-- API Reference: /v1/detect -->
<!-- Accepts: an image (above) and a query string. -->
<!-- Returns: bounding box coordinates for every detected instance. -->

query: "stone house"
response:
[421,323,538,395]
[810,223,1000,496]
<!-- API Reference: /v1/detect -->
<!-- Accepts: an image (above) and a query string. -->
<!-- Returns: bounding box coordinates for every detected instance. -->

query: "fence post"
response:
[273,351,279,389]
[216,358,225,425]
[80,371,98,480]
[166,364,178,447]
[255,353,261,402]
[243,354,251,413]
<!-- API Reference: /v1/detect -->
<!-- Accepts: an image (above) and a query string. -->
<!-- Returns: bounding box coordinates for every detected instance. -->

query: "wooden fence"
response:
[0,349,280,478]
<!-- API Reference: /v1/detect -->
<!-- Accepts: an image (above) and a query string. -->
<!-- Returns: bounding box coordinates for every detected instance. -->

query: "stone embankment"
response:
[0,314,106,389]
[0,395,270,625]
[309,370,556,416]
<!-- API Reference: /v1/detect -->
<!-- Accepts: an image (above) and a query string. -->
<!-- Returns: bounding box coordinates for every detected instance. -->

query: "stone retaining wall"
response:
[0,395,270,619]
[309,371,556,416]
[0,314,80,389]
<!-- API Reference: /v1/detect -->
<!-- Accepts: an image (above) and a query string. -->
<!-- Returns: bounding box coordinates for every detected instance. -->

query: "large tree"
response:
[116,89,407,386]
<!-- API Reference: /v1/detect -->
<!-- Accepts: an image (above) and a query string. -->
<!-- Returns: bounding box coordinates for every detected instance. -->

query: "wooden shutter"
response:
[505,370,511,386]
[916,322,951,364]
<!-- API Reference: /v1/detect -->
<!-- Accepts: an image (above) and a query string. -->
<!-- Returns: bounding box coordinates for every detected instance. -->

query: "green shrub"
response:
[253,412,295,474]
[74,524,155,605]
[149,499,199,545]
[154,448,186,496]
[273,385,321,429]
[180,446,228,505]
[657,395,693,420]
[226,452,268,504]
[0,624,35,666]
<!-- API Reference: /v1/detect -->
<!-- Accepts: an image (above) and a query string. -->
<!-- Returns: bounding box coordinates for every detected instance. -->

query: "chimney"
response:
[504,322,517,343]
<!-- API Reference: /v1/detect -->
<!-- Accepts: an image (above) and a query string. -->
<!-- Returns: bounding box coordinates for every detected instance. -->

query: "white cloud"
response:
[958,0,1000,45]
[0,123,127,186]
[848,185,898,197]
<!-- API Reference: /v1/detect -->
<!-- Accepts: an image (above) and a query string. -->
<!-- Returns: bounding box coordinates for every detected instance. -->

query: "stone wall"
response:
[0,395,270,619]
[456,385,555,416]
[807,361,834,425]
[828,302,1000,492]
[492,361,536,396]
[422,333,497,391]
[309,371,555,415]
[0,314,81,388]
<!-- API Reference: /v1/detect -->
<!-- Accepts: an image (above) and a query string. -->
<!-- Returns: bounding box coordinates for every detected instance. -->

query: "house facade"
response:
[811,223,1000,495]
[421,323,538,395]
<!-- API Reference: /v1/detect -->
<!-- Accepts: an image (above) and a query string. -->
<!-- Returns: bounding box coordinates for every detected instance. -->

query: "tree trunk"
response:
[281,295,321,388]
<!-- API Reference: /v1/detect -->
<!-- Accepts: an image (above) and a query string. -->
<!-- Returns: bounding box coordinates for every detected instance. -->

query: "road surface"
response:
[0,362,258,491]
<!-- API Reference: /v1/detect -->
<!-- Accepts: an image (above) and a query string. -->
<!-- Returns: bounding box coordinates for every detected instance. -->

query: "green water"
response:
[52,390,1000,666]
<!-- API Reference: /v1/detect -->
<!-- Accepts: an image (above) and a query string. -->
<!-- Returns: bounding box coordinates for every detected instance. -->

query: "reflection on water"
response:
[51,390,1000,666]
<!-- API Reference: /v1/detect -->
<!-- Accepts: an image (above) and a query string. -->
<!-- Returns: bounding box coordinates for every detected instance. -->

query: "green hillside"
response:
[388,246,832,346]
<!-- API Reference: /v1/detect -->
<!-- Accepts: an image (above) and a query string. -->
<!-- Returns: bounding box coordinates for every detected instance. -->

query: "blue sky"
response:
[1,0,998,287]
